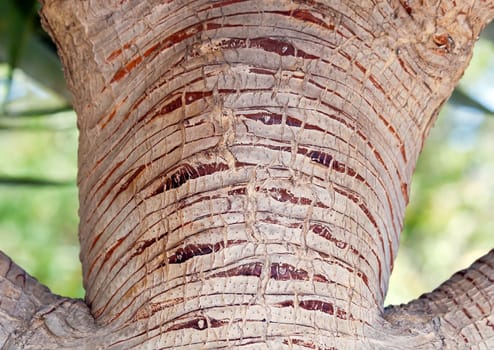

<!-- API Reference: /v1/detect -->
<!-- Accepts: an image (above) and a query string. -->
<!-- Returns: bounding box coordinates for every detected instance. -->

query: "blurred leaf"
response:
[17,35,70,102]
[0,176,74,187]
[0,124,75,131]
[481,21,494,44]
[0,0,69,107]
[449,88,493,115]
[0,106,75,130]
[0,63,70,117]
[12,0,40,17]
[1,105,72,117]
[0,0,38,107]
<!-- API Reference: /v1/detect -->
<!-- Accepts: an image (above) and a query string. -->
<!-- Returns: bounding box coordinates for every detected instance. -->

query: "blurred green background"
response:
[0,0,493,304]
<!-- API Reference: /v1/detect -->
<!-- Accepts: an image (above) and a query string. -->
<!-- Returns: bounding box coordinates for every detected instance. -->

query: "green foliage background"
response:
[0,1,493,304]
[387,40,494,304]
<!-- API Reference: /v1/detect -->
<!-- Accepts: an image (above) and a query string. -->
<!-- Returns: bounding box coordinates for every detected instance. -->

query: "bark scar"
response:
[433,33,455,55]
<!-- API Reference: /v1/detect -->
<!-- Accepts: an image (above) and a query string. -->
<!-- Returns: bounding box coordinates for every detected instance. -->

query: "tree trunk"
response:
[1,0,494,348]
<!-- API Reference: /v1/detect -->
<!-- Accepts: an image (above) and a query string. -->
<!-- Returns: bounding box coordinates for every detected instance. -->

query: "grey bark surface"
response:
[1,0,494,349]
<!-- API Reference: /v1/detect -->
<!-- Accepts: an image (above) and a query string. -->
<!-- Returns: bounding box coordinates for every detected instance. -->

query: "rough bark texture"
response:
[1,0,494,349]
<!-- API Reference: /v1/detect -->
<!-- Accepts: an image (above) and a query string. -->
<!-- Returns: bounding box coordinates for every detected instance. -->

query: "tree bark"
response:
[1,0,494,348]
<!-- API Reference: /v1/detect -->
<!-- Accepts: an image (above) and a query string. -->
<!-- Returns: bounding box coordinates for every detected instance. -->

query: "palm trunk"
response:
[1,0,494,348]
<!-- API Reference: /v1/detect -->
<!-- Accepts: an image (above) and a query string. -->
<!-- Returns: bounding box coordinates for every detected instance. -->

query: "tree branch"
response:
[0,251,97,349]
[385,249,494,348]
